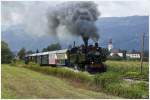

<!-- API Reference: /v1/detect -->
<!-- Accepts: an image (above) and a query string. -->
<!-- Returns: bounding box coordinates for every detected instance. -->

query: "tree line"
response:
[1,41,61,64]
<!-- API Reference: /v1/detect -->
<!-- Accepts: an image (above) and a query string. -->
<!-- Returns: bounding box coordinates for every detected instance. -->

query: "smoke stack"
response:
[95,42,98,48]
[82,36,89,48]
[73,41,75,47]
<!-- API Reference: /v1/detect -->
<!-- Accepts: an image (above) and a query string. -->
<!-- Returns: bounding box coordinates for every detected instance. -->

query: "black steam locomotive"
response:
[68,41,109,73]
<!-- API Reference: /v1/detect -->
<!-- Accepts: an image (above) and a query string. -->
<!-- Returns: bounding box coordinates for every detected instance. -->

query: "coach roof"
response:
[26,49,68,57]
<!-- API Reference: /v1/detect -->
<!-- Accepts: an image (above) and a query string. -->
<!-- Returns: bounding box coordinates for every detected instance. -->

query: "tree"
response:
[26,50,33,54]
[17,47,26,60]
[1,41,13,63]
[36,49,39,53]
[42,43,61,52]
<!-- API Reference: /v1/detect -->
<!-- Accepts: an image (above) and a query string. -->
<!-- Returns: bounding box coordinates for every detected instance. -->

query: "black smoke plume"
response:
[47,1,100,43]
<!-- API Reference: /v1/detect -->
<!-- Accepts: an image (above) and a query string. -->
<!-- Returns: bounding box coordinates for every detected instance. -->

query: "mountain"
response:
[97,16,149,50]
[1,25,57,52]
[1,16,149,53]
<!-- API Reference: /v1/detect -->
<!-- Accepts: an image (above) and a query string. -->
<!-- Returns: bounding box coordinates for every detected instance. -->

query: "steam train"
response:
[25,42,109,73]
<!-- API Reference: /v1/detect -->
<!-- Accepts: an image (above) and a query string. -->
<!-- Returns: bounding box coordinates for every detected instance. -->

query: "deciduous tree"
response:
[1,41,13,63]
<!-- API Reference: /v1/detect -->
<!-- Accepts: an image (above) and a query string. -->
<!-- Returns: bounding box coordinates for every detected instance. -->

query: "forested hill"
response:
[97,16,149,50]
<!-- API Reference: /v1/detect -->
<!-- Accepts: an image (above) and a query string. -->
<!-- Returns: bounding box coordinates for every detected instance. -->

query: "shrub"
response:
[24,63,92,84]
[10,60,25,67]
[93,72,120,89]
[105,82,143,98]
[124,71,149,81]
[28,62,39,67]
[74,72,92,83]
[124,71,141,79]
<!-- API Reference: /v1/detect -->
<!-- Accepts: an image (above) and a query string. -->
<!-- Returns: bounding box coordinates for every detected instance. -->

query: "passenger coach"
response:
[25,49,68,66]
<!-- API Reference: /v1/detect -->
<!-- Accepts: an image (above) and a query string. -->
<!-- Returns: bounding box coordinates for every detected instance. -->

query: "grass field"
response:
[1,64,119,99]
[1,60,149,99]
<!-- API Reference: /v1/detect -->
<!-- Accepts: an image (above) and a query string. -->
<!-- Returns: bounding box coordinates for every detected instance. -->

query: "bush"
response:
[28,62,39,67]
[1,41,14,64]
[24,63,92,84]
[124,71,141,79]
[105,82,144,98]
[93,72,120,89]
[10,60,26,67]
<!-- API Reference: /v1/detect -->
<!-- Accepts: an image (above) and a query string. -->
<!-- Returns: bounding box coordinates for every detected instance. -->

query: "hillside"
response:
[2,16,149,52]
[1,64,119,99]
[97,16,149,50]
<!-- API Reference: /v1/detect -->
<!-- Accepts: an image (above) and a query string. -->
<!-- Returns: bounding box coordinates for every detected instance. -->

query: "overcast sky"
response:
[1,0,149,37]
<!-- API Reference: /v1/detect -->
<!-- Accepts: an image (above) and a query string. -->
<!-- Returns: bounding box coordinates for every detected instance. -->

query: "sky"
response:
[1,0,149,37]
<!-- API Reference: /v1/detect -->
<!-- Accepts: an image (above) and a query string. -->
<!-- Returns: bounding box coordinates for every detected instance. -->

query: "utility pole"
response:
[140,33,144,74]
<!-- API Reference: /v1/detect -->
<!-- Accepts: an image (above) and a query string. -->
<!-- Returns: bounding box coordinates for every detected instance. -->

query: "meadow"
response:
[1,60,149,99]
[2,64,120,99]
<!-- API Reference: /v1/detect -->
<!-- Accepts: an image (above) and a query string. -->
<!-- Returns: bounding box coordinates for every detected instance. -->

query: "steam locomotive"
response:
[25,41,109,73]
[68,42,109,73]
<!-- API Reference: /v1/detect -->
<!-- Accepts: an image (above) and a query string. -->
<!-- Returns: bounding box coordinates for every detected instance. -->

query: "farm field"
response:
[1,60,149,99]
[1,64,119,99]
[105,60,149,80]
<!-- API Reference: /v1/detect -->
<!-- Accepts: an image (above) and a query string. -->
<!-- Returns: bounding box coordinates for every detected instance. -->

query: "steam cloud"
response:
[47,1,100,42]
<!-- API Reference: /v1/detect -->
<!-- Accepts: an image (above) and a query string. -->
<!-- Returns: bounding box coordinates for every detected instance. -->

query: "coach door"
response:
[56,53,66,65]
[41,54,49,65]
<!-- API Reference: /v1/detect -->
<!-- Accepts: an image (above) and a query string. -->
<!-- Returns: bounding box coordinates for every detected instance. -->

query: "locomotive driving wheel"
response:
[86,63,107,74]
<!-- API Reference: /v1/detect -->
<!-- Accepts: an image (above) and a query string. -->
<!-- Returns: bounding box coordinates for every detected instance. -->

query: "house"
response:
[108,39,124,57]
[107,39,141,59]
[109,49,124,57]
[126,51,141,59]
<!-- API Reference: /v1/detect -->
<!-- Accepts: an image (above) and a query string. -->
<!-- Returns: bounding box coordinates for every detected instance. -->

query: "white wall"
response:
[126,54,140,58]
[108,44,113,51]
[110,52,123,57]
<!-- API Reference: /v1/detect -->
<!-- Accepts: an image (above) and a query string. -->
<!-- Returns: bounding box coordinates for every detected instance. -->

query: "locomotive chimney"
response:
[82,36,89,66]
[73,41,75,47]
[95,42,98,48]
[82,37,89,48]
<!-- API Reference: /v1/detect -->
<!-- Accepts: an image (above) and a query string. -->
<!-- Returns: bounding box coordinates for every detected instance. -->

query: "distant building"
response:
[110,49,124,57]
[108,38,113,51]
[126,51,141,59]
[107,39,141,59]
[108,39,123,57]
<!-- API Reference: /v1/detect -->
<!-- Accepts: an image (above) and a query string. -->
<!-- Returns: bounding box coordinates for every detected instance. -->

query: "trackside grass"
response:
[7,60,149,98]
[105,60,149,81]
[1,64,120,99]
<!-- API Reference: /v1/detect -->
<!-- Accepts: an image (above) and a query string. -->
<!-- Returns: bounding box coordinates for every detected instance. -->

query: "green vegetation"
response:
[12,61,92,84]
[42,43,61,52]
[103,60,149,98]
[8,60,149,99]
[2,64,119,99]
[105,81,148,98]
[105,60,149,81]
[1,41,13,64]
[17,47,26,60]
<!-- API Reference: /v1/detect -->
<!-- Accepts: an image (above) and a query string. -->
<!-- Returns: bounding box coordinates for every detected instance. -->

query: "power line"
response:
[140,33,144,74]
